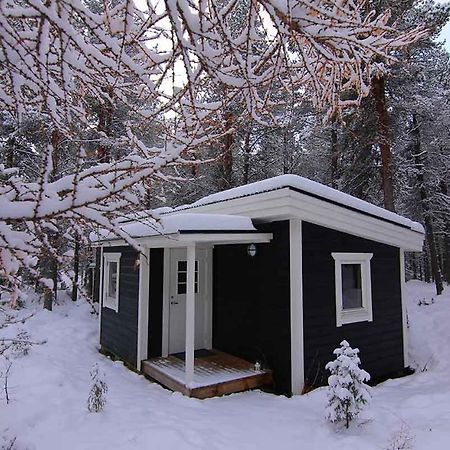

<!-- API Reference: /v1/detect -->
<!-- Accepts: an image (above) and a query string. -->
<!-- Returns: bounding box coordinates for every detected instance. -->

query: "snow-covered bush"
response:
[386,425,414,450]
[325,340,371,428]
[87,364,108,413]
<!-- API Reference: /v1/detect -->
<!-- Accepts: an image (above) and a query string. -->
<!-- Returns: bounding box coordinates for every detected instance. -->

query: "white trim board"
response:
[98,247,104,343]
[93,232,273,248]
[332,252,373,327]
[137,248,150,371]
[399,249,409,367]
[289,219,304,395]
[102,252,121,312]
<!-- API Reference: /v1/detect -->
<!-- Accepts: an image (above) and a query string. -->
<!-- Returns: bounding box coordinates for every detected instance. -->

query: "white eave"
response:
[92,213,273,247]
[166,176,425,252]
[92,175,425,252]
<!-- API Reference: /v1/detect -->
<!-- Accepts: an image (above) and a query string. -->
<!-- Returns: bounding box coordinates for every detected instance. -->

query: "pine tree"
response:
[325,340,371,429]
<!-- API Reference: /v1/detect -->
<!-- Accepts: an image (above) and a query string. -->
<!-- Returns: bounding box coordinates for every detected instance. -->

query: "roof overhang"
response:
[93,231,273,248]
[170,188,424,252]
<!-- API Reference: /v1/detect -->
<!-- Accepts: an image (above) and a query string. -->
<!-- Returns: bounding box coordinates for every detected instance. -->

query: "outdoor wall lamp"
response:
[247,243,257,257]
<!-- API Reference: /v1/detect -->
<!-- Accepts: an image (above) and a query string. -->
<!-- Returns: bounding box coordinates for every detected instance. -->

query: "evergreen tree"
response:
[325,340,371,429]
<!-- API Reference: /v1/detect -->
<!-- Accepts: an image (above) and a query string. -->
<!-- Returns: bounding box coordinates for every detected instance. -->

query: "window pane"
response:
[177,260,199,294]
[177,283,186,294]
[108,261,118,298]
[342,264,362,310]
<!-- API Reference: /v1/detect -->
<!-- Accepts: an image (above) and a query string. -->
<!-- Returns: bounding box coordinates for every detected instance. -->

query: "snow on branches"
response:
[0,0,427,297]
[0,0,427,132]
[325,340,371,429]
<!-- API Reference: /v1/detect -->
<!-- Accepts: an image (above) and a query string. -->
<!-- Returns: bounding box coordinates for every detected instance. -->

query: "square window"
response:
[332,253,373,327]
[341,264,363,310]
[103,253,121,312]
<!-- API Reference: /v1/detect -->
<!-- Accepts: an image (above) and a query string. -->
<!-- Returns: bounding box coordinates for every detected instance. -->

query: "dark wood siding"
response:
[212,221,291,394]
[148,248,164,358]
[302,222,404,389]
[100,246,140,367]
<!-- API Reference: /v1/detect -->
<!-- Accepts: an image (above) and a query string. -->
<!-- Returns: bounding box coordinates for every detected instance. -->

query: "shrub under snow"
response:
[325,340,371,428]
[87,364,108,413]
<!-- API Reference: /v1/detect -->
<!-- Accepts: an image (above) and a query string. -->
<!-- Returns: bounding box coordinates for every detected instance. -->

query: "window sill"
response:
[103,298,119,313]
[338,308,372,326]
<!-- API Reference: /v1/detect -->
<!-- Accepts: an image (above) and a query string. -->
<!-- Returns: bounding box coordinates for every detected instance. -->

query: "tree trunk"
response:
[97,88,114,163]
[330,122,338,189]
[412,253,417,279]
[41,249,54,311]
[6,136,15,169]
[43,287,53,311]
[71,238,80,302]
[220,111,234,190]
[411,114,443,295]
[372,75,395,212]
[243,130,251,184]
[282,128,291,175]
[439,180,450,284]
[42,130,61,311]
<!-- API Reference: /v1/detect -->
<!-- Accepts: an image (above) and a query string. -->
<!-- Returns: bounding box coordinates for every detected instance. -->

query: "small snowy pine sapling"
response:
[325,340,371,428]
[87,364,108,413]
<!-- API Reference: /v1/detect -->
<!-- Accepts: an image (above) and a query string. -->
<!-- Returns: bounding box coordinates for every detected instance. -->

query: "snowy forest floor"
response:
[1,281,450,450]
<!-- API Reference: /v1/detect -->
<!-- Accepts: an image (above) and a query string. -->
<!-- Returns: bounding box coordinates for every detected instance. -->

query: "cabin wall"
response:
[302,222,404,389]
[100,246,140,367]
[212,221,291,394]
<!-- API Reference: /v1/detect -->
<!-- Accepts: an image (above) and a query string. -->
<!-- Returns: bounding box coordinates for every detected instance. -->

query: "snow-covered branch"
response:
[0,0,427,298]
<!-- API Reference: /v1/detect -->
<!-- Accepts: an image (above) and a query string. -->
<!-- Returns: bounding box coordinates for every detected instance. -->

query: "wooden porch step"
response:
[142,350,273,399]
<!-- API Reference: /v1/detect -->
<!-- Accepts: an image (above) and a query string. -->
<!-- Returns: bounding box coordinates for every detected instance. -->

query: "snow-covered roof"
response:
[92,213,256,242]
[175,175,424,234]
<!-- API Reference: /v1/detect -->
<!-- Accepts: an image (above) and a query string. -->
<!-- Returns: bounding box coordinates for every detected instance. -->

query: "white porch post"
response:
[185,244,196,386]
[137,247,150,371]
[289,219,304,395]
[400,248,409,367]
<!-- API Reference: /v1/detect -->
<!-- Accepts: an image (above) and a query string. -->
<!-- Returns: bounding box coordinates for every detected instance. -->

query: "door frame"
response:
[161,246,213,357]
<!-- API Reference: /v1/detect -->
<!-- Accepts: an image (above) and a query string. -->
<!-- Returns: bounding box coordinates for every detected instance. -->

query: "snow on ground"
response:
[1,281,449,450]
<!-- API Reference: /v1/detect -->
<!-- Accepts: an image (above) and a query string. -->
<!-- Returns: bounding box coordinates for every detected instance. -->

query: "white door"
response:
[168,248,209,354]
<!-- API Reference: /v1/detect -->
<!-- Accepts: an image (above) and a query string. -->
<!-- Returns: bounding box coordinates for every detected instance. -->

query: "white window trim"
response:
[103,252,121,313]
[332,252,373,327]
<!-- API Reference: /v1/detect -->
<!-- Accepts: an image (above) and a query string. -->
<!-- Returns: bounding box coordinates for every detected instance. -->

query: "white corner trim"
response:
[98,247,104,343]
[102,252,121,312]
[185,244,196,386]
[332,253,373,327]
[161,248,171,357]
[137,248,150,371]
[399,249,409,367]
[289,219,304,395]
[204,246,213,349]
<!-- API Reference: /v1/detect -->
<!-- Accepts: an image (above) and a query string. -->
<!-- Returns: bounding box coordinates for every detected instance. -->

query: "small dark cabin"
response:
[93,175,424,398]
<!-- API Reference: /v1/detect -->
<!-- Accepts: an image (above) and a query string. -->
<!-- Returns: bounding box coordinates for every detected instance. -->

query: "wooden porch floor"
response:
[142,350,273,399]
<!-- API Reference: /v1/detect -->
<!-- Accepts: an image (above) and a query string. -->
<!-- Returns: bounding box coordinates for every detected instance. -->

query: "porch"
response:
[142,349,273,399]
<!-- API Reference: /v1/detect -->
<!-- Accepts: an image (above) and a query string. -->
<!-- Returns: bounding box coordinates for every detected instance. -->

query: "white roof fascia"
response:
[173,188,424,251]
[93,232,273,248]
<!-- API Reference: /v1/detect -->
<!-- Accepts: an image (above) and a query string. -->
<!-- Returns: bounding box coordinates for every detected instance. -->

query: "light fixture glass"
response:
[247,243,257,257]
